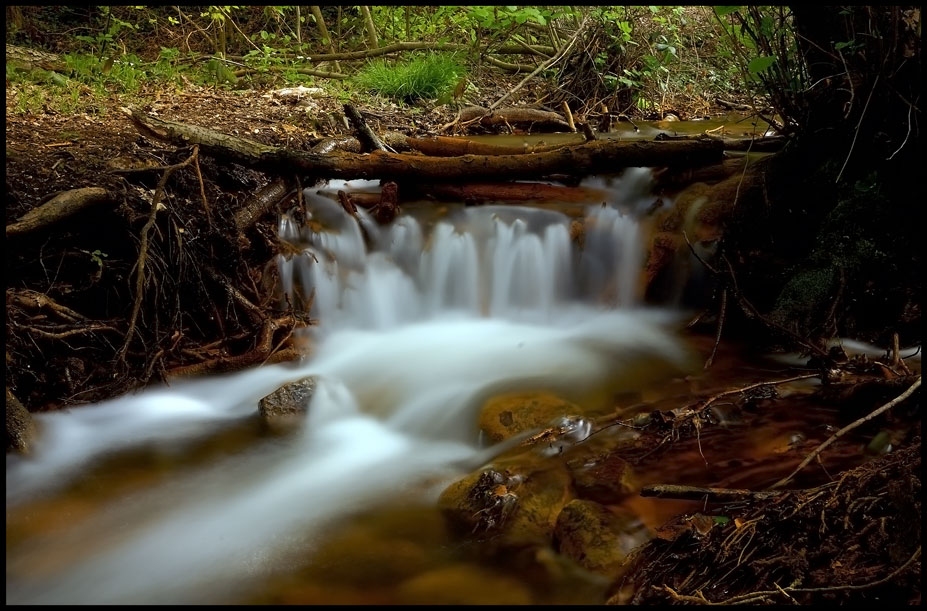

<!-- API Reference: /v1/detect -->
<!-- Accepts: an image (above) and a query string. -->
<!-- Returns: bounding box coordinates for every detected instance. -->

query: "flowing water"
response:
[5,167,886,604]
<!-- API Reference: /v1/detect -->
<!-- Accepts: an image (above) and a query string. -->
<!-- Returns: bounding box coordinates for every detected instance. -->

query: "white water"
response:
[7,170,691,604]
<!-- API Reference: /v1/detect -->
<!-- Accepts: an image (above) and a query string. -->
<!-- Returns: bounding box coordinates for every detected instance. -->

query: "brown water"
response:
[6,336,879,605]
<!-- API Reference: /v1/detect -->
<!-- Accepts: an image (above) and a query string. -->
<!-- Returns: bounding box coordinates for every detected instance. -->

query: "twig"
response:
[691,374,819,415]
[836,74,880,184]
[641,484,782,502]
[561,101,576,132]
[771,376,921,489]
[705,288,727,370]
[488,13,590,112]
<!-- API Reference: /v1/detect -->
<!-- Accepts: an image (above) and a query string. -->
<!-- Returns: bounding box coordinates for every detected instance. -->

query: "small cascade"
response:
[7,169,692,605]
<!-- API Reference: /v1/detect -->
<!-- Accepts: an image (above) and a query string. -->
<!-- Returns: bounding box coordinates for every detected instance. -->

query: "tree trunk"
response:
[360,6,379,49]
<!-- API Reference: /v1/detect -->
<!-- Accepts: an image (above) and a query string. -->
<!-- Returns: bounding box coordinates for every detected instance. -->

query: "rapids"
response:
[6,170,694,604]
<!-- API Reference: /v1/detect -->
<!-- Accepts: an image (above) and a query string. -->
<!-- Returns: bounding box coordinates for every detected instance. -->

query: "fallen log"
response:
[125,109,725,182]
[459,105,572,130]
[390,134,578,156]
[408,182,609,204]
[654,132,787,153]
[6,187,116,237]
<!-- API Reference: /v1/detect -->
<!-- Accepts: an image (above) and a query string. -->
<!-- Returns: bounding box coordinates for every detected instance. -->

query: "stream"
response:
[5,162,878,604]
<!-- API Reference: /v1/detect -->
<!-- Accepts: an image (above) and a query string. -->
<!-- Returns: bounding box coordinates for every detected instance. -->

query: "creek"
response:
[5,161,876,604]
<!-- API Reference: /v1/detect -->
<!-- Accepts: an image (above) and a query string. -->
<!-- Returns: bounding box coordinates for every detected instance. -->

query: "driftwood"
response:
[6,187,116,237]
[409,182,609,204]
[125,109,725,181]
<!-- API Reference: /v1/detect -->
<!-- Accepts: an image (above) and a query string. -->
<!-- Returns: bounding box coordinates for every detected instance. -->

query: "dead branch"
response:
[343,104,391,152]
[641,484,782,502]
[459,106,572,131]
[234,176,296,231]
[126,109,724,181]
[771,376,921,489]
[6,187,115,237]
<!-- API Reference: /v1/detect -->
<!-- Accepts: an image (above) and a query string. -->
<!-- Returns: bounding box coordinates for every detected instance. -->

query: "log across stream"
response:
[5,169,893,605]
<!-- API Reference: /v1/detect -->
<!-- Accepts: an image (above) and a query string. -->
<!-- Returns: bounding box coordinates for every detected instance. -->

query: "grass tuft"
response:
[354,53,464,103]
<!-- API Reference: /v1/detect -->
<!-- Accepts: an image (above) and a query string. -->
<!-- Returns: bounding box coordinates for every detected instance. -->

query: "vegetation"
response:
[5,5,758,115]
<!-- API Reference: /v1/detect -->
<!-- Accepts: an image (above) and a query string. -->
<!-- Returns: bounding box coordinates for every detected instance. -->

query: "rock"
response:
[554,500,650,575]
[568,452,637,504]
[396,564,533,605]
[258,376,316,423]
[6,388,36,453]
[438,463,573,544]
[479,391,582,443]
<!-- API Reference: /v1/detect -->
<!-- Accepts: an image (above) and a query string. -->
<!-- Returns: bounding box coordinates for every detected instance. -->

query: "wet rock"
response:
[568,452,637,504]
[6,388,36,453]
[554,500,650,575]
[395,564,533,605]
[258,376,316,423]
[438,463,573,544]
[479,391,582,443]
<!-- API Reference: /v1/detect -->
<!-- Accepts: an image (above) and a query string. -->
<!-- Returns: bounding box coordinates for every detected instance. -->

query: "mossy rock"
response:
[479,391,581,443]
[438,463,574,544]
[553,500,650,575]
[395,564,533,605]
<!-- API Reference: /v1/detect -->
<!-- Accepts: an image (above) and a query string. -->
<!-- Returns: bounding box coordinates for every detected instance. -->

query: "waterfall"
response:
[6,169,692,604]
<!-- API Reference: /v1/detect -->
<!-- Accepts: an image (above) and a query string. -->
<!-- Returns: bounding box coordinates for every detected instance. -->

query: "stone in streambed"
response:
[568,451,637,505]
[258,376,316,424]
[437,463,573,544]
[479,391,582,443]
[554,499,651,575]
[6,388,36,453]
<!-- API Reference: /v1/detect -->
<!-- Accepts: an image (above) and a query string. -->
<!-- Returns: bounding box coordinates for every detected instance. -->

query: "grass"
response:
[354,53,464,103]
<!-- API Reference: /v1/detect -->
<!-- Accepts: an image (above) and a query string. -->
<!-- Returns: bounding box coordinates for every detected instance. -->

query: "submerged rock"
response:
[438,463,573,544]
[258,376,316,423]
[479,391,582,443]
[568,451,637,504]
[396,564,533,605]
[554,500,650,575]
[6,388,36,453]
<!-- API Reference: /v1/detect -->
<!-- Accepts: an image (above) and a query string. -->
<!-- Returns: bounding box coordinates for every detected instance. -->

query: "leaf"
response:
[714,6,741,17]
[748,55,775,73]
[712,516,731,525]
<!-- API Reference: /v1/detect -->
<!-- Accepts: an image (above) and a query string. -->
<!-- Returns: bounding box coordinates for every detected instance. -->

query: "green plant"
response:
[354,53,464,103]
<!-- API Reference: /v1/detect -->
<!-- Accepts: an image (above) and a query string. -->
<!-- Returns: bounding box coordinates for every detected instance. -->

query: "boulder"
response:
[438,463,573,544]
[568,451,637,505]
[6,388,36,453]
[479,391,581,443]
[553,499,650,575]
[258,376,316,424]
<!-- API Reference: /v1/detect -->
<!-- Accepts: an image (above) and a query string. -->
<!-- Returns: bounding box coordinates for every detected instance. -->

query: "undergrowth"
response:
[353,53,465,103]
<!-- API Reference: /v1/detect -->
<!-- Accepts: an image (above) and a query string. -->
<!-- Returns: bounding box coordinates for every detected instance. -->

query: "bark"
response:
[343,104,389,152]
[654,133,787,153]
[6,187,116,237]
[127,110,725,182]
[459,106,572,130]
[391,134,576,156]
[408,182,609,204]
[360,6,379,49]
